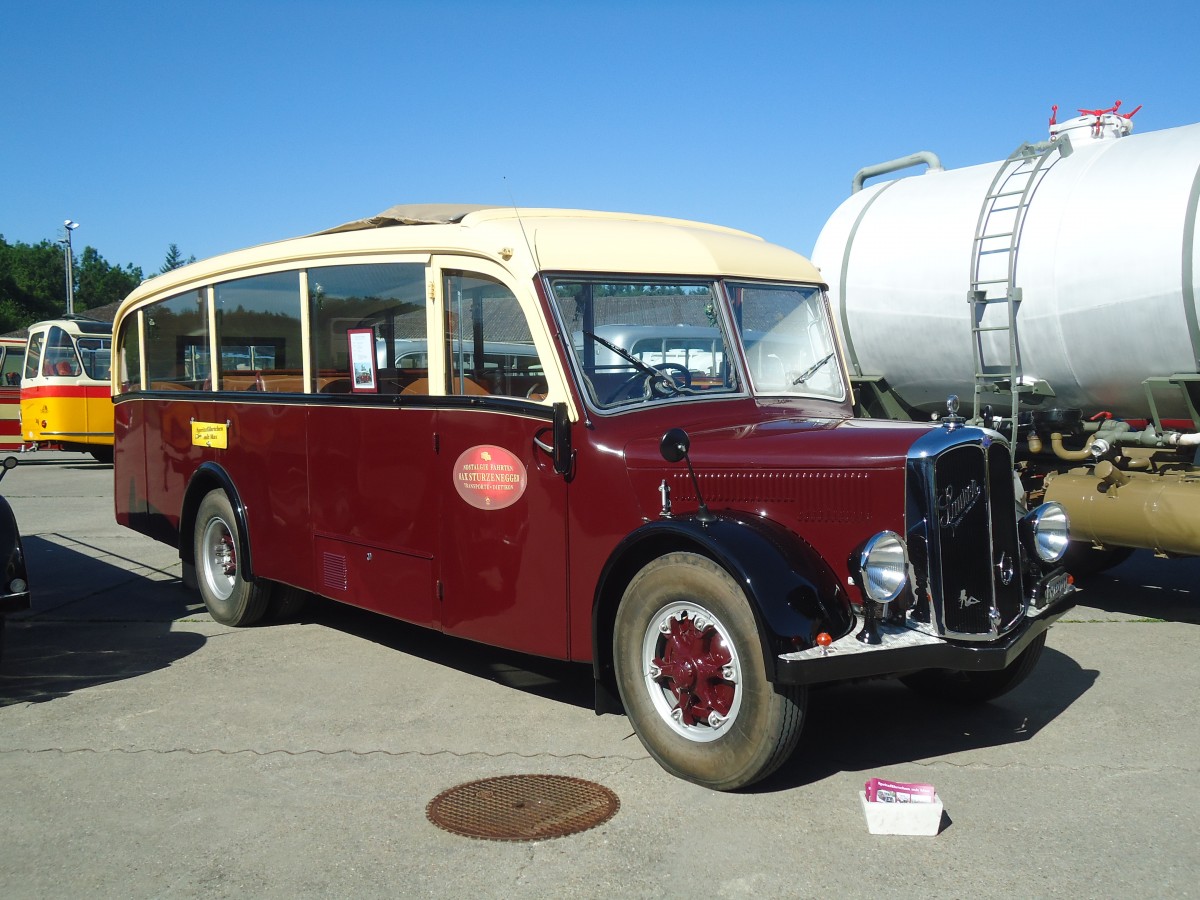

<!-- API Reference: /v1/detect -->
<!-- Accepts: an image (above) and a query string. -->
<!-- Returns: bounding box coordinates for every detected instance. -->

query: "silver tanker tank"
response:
[812,105,1200,564]
[813,106,1200,422]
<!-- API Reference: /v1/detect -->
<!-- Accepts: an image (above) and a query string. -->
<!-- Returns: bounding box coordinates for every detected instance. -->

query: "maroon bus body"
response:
[115,382,918,664]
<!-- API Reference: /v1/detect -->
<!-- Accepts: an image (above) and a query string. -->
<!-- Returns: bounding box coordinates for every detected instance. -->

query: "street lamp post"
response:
[61,219,79,316]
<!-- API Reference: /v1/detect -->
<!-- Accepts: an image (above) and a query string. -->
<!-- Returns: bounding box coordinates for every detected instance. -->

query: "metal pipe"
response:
[1049,433,1097,461]
[1102,425,1200,449]
[852,151,945,194]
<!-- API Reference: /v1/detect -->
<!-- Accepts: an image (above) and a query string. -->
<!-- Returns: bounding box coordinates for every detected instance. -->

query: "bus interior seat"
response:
[401,377,490,396]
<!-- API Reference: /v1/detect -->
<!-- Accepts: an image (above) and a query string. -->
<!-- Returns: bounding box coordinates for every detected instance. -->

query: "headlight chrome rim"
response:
[858,530,909,605]
[1024,502,1070,563]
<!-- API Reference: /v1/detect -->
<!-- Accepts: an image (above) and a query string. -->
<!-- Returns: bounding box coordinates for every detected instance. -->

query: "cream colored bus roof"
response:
[116,206,824,318]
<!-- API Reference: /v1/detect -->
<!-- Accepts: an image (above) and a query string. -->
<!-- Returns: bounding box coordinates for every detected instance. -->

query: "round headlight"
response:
[1026,502,1070,563]
[858,531,909,604]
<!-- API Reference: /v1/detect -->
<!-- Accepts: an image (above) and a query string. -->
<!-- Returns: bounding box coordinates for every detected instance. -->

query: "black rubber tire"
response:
[613,552,806,790]
[90,447,113,464]
[267,584,310,622]
[193,489,269,626]
[900,631,1047,704]
[1061,541,1134,578]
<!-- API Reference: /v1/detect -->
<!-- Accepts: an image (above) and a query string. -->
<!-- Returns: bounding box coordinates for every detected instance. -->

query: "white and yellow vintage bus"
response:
[21,317,114,461]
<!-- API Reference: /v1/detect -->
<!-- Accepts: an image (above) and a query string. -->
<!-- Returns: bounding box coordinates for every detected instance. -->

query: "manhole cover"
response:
[426,774,620,841]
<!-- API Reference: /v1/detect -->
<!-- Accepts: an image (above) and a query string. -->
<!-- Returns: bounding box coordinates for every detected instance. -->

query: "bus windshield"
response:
[548,277,843,410]
[24,324,111,382]
[727,282,844,400]
[549,279,739,410]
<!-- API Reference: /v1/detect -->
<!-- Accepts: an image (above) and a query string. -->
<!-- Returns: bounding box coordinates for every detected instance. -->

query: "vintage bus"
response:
[0,337,26,452]
[110,205,1074,790]
[21,317,114,461]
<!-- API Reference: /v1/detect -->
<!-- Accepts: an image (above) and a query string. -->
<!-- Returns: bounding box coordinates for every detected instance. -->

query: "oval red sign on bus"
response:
[452,445,528,510]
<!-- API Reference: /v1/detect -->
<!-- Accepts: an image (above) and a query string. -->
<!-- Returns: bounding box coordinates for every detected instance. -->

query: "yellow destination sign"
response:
[191,421,228,449]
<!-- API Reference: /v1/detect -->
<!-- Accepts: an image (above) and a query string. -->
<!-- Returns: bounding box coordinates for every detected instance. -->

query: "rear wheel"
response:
[613,552,805,790]
[900,631,1047,703]
[194,489,269,626]
[267,584,310,621]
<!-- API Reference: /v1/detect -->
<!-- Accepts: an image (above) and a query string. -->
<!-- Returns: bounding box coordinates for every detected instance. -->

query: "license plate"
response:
[1041,572,1072,608]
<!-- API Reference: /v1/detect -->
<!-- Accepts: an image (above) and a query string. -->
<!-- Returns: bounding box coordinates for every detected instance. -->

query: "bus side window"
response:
[215,273,301,391]
[444,272,545,400]
[116,314,142,393]
[0,347,18,387]
[145,289,209,390]
[24,333,44,381]
[308,263,427,396]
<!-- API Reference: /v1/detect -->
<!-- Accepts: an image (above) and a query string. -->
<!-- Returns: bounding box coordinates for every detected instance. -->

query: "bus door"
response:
[303,260,440,628]
[431,261,570,659]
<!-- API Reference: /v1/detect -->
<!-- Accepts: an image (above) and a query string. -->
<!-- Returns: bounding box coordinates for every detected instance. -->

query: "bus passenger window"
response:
[215,272,301,392]
[444,272,545,400]
[116,313,142,393]
[308,263,426,395]
[23,333,44,381]
[145,289,209,390]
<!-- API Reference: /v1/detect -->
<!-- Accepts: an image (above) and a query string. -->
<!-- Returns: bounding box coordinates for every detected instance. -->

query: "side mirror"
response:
[552,402,573,477]
[534,403,574,478]
[657,427,714,523]
[659,427,689,463]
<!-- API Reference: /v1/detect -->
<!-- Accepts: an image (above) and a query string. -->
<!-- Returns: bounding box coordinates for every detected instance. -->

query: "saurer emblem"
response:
[938,480,981,535]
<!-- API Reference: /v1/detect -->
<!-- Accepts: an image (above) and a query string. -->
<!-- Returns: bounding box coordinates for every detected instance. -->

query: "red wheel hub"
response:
[217,531,237,577]
[653,613,735,726]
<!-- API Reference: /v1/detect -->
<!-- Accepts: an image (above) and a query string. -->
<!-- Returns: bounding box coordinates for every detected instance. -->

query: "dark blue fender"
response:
[592,511,852,706]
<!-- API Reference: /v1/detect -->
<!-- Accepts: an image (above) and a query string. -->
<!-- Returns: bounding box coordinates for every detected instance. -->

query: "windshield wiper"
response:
[583,331,659,378]
[793,352,835,385]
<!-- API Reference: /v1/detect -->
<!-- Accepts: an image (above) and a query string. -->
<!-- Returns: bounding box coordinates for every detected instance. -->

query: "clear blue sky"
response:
[3,1,1198,276]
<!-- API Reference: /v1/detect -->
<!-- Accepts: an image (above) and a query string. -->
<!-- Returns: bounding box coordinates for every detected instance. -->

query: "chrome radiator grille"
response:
[907,430,1025,639]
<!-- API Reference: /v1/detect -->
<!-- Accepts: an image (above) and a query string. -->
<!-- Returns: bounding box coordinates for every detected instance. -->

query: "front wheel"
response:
[193,489,269,626]
[613,552,805,790]
[900,631,1047,703]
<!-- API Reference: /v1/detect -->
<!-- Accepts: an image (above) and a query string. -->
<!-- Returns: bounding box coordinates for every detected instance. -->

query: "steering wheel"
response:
[605,363,692,404]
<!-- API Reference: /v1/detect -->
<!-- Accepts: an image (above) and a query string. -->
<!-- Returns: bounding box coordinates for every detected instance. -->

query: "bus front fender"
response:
[591,513,852,709]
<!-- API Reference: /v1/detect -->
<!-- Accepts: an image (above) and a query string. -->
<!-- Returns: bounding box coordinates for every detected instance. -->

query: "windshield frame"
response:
[544,273,846,415]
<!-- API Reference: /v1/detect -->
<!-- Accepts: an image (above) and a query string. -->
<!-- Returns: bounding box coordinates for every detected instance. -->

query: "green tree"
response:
[0,234,144,330]
[160,243,196,273]
[0,235,66,331]
[75,246,143,311]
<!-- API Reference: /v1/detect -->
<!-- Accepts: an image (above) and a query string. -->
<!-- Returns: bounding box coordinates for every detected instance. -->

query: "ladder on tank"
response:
[968,134,1073,425]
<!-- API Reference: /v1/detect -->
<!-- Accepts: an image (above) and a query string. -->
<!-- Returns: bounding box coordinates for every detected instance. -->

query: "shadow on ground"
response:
[0,535,205,706]
[1069,550,1200,623]
[303,595,1098,793]
[304,596,596,709]
[755,644,1097,791]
